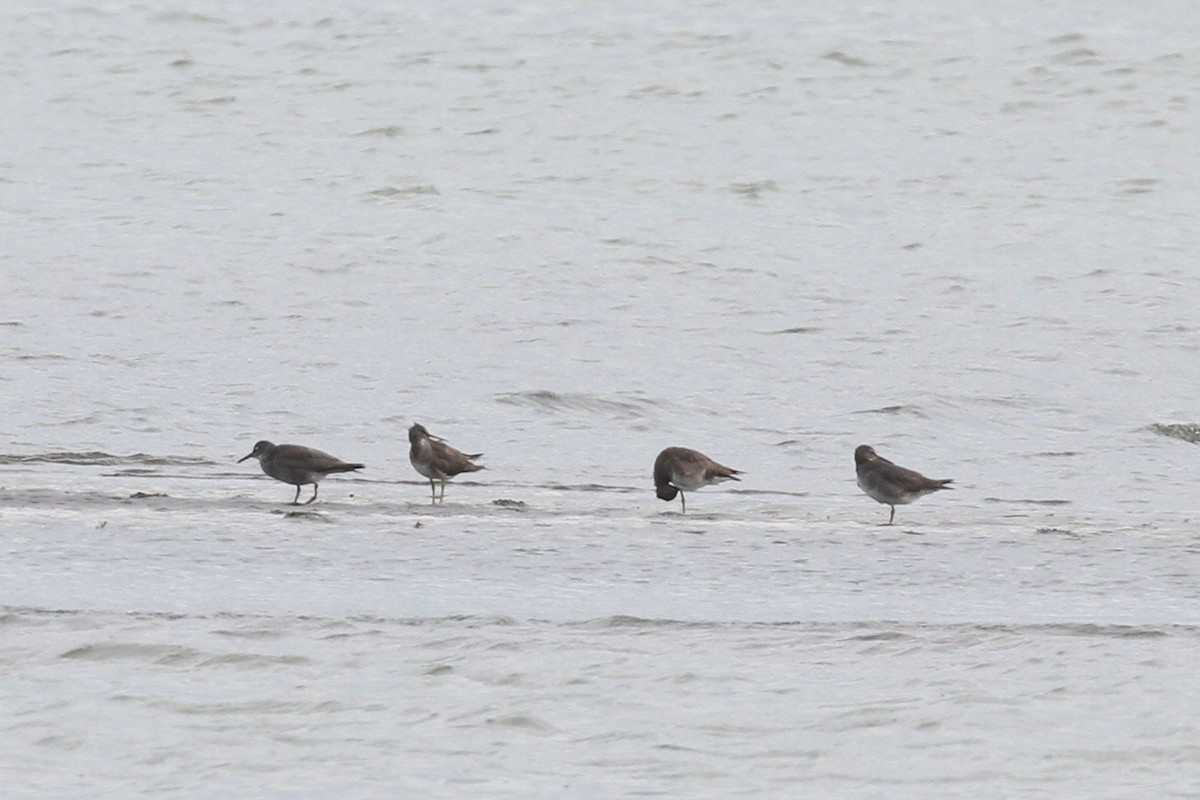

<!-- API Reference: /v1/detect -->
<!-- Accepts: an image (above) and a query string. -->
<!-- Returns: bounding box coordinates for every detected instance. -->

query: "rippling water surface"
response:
[3,0,1200,796]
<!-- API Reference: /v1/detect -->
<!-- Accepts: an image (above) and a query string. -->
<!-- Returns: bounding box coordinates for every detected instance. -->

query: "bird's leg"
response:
[888,505,895,525]
[680,491,686,514]
[439,480,447,503]
[428,479,436,504]
[305,484,318,505]
[292,485,301,505]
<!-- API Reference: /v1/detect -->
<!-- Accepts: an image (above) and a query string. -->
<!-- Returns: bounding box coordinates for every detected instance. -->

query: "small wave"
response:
[729,180,778,199]
[1050,47,1101,65]
[484,714,557,734]
[852,405,925,416]
[984,497,1071,506]
[767,326,821,335]
[815,621,1184,640]
[572,615,727,631]
[1041,623,1170,638]
[199,652,311,668]
[62,641,312,670]
[274,509,335,521]
[362,184,439,198]
[1036,527,1077,537]
[354,125,404,138]
[972,622,1173,639]
[822,50,871,67]
[491,498,526,508]
[14,353,70,361]
[544,482,638,494]
[142,698,340,716]
[847,630,909,642]
[150,11,224,25]
[495,389,658,418]
[1148,423,1200,444]
[11,608,1200,643]
[1116,177,1159,195]
[61,642,201,664]
[3,606,522,630]
[0,451,214,467]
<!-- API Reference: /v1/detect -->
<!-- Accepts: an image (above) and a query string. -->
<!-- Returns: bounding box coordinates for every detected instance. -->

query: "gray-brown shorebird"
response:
[408,423,484,503]
[238,440,364,504]
[653,446,742,514]
[854,444,952,524]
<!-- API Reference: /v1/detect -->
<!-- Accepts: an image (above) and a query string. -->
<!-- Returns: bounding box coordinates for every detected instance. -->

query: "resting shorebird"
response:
[854,444,952,524]
[408,423,484,503]
[238,440,364,505]
[653,446,742,514]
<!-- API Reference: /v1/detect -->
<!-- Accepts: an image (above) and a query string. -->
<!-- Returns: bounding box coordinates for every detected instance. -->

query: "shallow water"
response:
[3,0,1200,796]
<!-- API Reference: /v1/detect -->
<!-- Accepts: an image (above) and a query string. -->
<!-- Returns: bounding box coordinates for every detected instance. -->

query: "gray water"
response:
[3,1,1200,796]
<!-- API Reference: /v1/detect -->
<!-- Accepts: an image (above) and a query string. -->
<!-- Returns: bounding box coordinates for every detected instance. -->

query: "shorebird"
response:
[238,440,364,504]
[408,423,484,503]
[854,444,952,524]
[653,446,742,514]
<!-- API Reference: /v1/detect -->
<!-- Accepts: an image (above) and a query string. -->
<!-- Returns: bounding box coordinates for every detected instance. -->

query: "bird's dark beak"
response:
[237,452,254,463]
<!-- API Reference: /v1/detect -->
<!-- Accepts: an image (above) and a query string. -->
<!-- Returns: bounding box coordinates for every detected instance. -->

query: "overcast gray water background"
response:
[3,1,1200,797]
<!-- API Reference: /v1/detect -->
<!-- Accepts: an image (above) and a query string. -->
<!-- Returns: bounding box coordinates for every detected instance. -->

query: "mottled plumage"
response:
[408,423,484,503]
[238,440,364,504]
[653,446,742,514]
[854,444,952,524]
